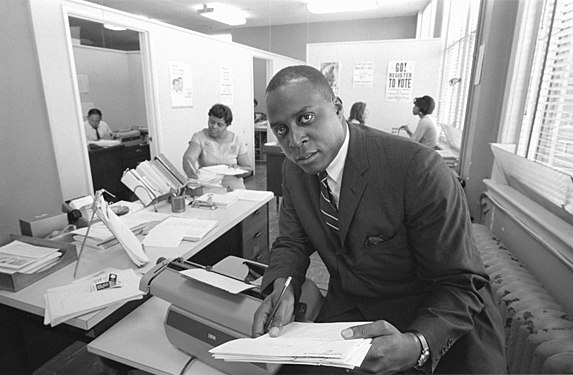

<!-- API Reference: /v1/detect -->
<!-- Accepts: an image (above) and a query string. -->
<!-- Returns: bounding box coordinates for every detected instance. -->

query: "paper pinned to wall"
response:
[220,65,234,105]
[169,61,193,108]
[385,60,415,102]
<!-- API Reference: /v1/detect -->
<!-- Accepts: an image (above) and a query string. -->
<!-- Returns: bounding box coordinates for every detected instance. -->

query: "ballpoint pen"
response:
[264,276,292,332]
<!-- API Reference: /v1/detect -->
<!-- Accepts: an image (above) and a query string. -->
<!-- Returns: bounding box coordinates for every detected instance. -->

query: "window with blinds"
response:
[436,0,481,149]
[519,0,573,176]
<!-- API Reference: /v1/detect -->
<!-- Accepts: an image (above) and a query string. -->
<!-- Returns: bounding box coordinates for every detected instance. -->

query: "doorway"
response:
[253,57,270,163]
[67,16,152,201]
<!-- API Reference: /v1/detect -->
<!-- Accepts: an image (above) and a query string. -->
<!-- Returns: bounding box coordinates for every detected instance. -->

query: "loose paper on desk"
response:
[195,192,238,208]
[233,189,274,202]
[143,217,217,247]
[210,321,372,369]
[43,268,145,327]
[180,268,256,294]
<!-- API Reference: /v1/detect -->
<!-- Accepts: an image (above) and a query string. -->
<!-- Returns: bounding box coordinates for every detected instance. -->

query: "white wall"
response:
[233,17,417,61]
[27,0,303,201]
[0,0,63,243]
[307,39,443,134]
[73,45,146,129]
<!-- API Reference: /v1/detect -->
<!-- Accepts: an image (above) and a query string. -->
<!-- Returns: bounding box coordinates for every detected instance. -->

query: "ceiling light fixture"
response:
[197,4,246,26]
[103,23,127,31]
[307,0,379,14]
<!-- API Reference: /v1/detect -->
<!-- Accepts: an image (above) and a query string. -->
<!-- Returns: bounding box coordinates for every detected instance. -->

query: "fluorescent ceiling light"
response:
[197,4,246,26]
[103,23,127,31]
[307,0,379,14]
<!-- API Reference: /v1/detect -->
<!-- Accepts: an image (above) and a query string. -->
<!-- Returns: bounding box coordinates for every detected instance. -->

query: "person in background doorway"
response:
[182,103,252,190]
[254,98,267,124]
[251,65,505,374]
[399,95,440,149]
[347,101,368,126]
[84,108,114,142]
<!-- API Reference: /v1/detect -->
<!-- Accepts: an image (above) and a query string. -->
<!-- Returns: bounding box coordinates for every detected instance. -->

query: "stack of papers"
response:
[43,268,144,327]
[201,165,248,176]
[210,322,372,369]
[187,168,224,188]
[0,240,62,274]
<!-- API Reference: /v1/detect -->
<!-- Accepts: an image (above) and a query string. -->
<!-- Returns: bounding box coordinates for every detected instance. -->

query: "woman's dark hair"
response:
[413,96,435,115]
[208,103,233,125]
[87,108,102,117]
[348,102,367,125]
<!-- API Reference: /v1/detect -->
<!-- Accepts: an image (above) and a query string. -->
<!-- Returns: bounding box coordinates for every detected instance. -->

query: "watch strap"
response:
[408,329,430,369]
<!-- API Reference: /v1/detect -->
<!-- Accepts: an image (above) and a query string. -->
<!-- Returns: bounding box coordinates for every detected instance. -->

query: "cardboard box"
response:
[0,234,77,292]
[19,211,68,238]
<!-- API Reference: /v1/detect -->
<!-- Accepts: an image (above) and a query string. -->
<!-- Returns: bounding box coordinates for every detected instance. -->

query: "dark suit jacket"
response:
[262,124,505,373]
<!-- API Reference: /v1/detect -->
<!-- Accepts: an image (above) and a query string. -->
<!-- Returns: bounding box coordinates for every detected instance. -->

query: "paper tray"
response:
[0,234,77,292]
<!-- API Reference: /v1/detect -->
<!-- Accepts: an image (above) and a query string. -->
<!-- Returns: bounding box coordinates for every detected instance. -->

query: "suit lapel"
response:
[337,125,369,253]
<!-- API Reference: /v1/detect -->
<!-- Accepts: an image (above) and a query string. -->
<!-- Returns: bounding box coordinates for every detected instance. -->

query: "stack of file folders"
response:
[121,153,187,206]
[0,240,64,275]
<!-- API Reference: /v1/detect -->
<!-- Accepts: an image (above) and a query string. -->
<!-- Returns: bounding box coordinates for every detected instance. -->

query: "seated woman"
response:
[348,101,368,126]
[399,95,440,149]
[182,103,253,191]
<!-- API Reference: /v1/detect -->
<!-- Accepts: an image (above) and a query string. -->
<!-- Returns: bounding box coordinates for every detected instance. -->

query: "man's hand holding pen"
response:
[252,276,294,338]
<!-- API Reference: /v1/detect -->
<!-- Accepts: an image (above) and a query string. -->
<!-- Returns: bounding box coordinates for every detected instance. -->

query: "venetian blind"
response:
[521,0,573,176]
[436,0,480,148]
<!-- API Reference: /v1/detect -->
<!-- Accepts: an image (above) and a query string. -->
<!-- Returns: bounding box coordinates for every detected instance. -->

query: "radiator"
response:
[472,224,573,374]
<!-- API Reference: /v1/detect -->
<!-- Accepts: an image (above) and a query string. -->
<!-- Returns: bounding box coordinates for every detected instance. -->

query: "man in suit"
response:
[252,65,505,374]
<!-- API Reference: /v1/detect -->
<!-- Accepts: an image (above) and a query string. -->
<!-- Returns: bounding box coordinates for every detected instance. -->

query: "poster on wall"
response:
[352,62,374,87]
[319,62,340,94]
[220,66,234,105]
[385,60,415,102]
[169,61,193,108]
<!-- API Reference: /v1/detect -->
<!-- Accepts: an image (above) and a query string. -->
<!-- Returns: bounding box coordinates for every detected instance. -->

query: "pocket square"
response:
[364,233,395,247]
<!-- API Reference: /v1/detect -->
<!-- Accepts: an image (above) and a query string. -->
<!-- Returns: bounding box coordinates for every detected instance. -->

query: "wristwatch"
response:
[410,330,430,369]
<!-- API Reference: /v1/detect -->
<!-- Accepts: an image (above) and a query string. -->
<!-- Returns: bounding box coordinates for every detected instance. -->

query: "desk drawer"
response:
[243,230,269,264]
[241,205,269,264]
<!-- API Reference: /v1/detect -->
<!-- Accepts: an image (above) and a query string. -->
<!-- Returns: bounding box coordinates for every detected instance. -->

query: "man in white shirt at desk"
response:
[85,108,114,141]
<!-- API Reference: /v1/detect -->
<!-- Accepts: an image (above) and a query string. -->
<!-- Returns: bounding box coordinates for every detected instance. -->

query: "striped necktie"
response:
[318,171,339,232]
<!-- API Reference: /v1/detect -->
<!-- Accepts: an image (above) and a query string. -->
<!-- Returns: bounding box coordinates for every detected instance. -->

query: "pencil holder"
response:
[171,195,186,213]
